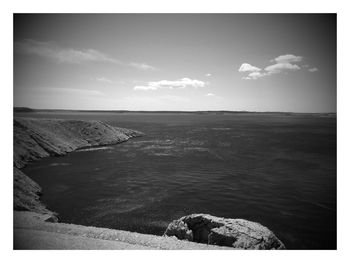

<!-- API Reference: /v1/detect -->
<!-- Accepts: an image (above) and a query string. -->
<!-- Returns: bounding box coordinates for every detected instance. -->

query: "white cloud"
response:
[265,63,301,73]
[243,72,269,80]
[273,54,303,64]
[243,62,300,79]
[205,73,212,77]
[134,78,206,91]
[96,77,114,84]
[206,93,215,96]
[239,54,307,80]
[238,63,261,72]
[15,39,156,70]
[243,62,300,80]
[129,62,156,71]
[134,85,158,91]
[308,67,318,72]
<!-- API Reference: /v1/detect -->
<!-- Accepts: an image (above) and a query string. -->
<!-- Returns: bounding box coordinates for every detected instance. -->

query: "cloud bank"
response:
[129,62,156,71]
[15,39,155,70]
[134,78,206,91]
[96,77,114,84]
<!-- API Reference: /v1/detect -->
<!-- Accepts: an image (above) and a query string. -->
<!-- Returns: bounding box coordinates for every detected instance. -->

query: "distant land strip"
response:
[14,107,336,115]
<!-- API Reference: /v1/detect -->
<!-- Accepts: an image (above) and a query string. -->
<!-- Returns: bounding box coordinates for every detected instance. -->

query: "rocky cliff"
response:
[13,117,143,214]
[164,214,285,249]
[14,118,143,169]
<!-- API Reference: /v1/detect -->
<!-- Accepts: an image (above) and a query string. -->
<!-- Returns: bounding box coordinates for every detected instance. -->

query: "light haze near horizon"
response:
[14,14,336,113]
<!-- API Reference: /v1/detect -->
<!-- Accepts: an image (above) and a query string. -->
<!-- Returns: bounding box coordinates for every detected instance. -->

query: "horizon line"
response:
[13,107,336,115]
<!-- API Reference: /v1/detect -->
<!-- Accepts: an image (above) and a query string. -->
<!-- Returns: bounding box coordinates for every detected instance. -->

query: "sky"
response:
[14,14,336,112]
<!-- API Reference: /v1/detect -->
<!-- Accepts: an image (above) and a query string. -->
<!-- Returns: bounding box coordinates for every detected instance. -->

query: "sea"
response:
[18,112,336,249]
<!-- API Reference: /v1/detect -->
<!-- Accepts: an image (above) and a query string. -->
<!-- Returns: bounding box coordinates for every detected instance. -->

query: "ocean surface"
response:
[20,112,336,249]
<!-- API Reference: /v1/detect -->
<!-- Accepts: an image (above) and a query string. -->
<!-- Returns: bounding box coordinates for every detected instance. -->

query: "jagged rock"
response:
[164,214,285,249]
[163,220,193,241]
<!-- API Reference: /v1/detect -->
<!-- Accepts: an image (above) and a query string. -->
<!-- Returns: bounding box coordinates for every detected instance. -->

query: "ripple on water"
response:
[49,162,71,167]
[141,145,175,150]
[50,184,70,193]
[211,127,232,131]
[86,188,169,220]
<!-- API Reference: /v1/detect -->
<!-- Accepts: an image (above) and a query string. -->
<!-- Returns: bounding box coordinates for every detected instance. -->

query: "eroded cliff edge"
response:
[14,118,143,169]
[13,117,143,214]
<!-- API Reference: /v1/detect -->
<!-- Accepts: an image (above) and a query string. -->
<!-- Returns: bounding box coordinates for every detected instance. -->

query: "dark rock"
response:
[163,220,193,241]
[164,214,285,249]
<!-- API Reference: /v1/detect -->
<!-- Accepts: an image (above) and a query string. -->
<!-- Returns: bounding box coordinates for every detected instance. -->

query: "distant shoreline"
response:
[14,107,336,115]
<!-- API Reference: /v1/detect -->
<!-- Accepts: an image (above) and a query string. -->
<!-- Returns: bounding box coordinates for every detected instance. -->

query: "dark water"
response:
[21,112,336,249]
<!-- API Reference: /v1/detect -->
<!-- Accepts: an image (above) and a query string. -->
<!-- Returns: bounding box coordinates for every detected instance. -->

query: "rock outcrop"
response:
[164,214,285,249]
[13,167,53,214]
[13,117,143,214]
[14,118,143,169]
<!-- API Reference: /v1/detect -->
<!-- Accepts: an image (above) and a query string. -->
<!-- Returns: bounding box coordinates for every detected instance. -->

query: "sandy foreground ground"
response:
[14,211,229,250]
